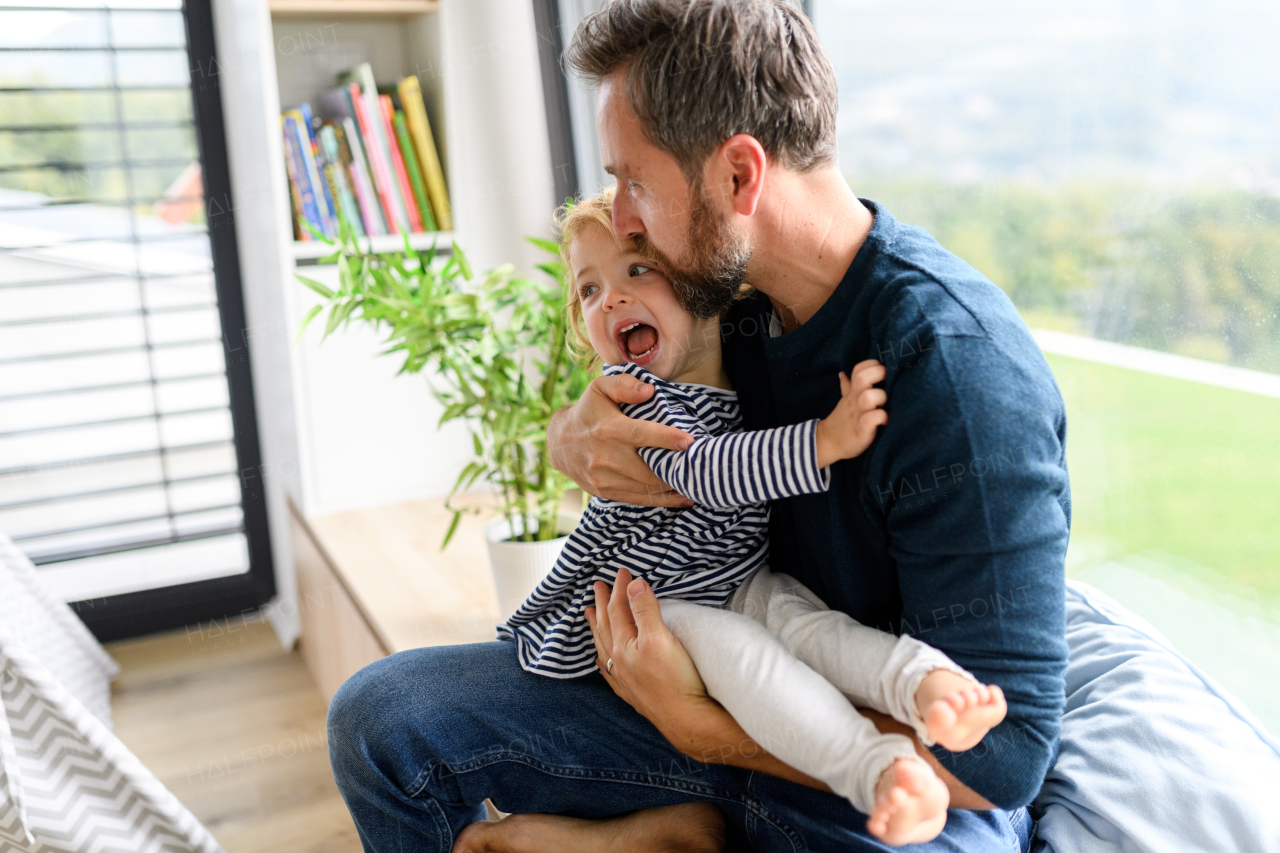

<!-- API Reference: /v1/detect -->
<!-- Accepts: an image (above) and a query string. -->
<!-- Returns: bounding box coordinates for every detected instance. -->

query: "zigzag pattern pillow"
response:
[0,533,225,853]
[0,535,117,730]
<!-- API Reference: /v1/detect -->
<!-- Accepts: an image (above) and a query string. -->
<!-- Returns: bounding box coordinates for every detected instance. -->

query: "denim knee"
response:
[327,655,403,785]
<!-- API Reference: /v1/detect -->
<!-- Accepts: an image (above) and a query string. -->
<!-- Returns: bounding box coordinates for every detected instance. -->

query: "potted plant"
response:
[296,233,593,618]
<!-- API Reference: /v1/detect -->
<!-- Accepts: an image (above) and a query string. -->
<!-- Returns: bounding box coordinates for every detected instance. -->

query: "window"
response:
[811,0,1280,729]
[0,0,273,639]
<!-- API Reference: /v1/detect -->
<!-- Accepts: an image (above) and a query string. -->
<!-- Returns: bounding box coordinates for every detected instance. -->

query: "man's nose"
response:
[612,184,644,241]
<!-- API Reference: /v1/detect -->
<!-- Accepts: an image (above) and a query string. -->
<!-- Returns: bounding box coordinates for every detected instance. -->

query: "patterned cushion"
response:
[0,534,117,728]
[0,533,225,853]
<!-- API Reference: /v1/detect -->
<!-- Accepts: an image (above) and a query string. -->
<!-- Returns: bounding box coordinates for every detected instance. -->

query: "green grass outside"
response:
[1046,354,1280,604]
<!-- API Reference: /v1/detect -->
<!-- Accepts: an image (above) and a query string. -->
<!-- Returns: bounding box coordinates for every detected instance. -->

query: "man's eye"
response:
[627,181,639,191]
[580,283,599,298]
[629,263,653,277]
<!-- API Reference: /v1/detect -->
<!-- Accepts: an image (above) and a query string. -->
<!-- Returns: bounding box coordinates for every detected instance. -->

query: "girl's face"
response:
[570,224,721,384]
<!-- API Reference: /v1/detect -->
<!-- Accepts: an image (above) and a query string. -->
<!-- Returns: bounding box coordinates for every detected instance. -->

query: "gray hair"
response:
[566,0,838,181]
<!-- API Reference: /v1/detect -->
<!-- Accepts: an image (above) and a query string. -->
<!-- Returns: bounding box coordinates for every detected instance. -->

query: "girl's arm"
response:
[639,359,888,509]
[639,420,827,508]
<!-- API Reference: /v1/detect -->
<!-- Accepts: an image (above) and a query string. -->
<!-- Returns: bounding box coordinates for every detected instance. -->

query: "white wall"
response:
[211,0,557,646]
[441,0,559,275]
[210,0,302,647]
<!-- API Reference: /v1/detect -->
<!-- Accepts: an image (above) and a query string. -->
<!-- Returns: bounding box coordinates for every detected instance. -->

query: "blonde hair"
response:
[557,188,621,371]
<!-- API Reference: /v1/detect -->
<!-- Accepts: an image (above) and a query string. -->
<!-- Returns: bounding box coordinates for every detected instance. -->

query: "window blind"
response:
[0,0,251,603]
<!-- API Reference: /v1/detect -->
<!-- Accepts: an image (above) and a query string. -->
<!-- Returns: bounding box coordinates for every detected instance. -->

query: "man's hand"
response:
[585,569,831,790]
[584,568,715,752]
[548,374,694,507]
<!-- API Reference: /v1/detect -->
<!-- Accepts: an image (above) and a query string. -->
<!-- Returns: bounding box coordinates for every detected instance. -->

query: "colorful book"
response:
[379,94,423,232]
[348,81,404,233]
[286,176,304,241]
[315,88,385,236]
[397,74,452,231]
[282,115,321,240]
[354,64,410,232]
[318,123,365,238]
[337,118,385,236]
[285,108,334,238]
[394,109,435,231]
[298,102,337,232]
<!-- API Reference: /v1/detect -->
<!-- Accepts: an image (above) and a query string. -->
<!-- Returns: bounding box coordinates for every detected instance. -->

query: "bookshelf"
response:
[291,230,454,262]
[270,10,450,256]
[212,0,558,646]
[269,0,439,15]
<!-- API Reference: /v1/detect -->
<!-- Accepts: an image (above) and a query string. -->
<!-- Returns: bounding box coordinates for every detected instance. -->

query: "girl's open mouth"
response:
[615,320,660,366]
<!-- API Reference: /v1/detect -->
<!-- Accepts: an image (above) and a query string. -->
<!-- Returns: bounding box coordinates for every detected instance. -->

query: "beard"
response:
[633,179,750,320]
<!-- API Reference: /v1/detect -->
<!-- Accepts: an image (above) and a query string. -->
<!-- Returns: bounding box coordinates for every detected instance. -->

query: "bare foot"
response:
[452,801,724,853]
[866,758,949,846]
[916,670,1007,752]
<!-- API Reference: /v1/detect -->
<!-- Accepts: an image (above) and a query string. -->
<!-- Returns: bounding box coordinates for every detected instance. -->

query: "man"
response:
[327,2,1069,850]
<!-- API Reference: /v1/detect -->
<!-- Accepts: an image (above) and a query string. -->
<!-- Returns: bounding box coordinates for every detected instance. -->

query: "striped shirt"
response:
[497,362,830,678]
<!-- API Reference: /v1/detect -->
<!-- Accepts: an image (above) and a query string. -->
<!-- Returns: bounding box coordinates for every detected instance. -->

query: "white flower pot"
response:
[484,513,576,621]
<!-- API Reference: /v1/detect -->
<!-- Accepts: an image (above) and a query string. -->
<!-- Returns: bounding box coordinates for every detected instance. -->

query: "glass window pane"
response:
[0,0,247,599]
[0,49,112,88]
[0,91,117,126]
[0,128,122,169]
[0,10,106,48]
[0,165,129,203]
[0,277,139,323]
[110,10,186,49]
[814,0,1280,731]
[126,125,198,163]
[114,49,189,88]
[120,89,193,124]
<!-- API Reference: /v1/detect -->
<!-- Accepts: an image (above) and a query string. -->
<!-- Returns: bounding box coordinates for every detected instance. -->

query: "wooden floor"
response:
[106,617,361,853]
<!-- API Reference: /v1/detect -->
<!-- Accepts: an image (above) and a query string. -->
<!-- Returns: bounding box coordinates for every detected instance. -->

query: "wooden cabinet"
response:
[288,495,500,701]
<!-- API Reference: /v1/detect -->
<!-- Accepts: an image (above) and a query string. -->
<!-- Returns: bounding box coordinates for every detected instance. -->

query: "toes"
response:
[928,698,958,730]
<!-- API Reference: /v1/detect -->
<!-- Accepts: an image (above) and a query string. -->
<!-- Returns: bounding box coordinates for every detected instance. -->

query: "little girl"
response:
[498,191,1007,846]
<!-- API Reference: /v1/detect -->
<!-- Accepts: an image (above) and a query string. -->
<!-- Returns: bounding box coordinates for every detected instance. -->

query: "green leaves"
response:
[296,234,593,549]
[297,276,335,299]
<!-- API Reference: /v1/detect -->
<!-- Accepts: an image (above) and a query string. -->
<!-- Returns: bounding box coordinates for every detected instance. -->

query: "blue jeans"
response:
[327,641,1033,852]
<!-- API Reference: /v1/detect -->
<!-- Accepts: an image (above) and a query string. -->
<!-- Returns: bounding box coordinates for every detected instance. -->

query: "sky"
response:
[813,0,1280,190]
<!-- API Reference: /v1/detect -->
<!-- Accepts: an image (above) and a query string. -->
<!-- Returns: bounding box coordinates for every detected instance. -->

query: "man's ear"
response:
[717,134,768,217]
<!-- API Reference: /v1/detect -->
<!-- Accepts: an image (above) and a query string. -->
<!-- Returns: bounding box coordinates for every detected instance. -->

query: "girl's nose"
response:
[602,285,631,311]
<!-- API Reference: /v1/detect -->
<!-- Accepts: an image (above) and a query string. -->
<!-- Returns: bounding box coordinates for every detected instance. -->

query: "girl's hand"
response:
[815,359,889,468]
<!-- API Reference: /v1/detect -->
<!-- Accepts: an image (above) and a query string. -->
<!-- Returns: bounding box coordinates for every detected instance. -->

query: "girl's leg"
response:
[657,599,929,820]
[728,569,995,748]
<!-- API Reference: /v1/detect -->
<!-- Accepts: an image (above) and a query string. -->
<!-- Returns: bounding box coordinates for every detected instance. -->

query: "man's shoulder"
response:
[857,203,1062,408]
[859,200,1019,344]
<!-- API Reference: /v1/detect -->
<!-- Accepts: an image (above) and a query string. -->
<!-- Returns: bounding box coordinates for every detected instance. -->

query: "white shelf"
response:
[291,231,455,261]
[269,0,437,16]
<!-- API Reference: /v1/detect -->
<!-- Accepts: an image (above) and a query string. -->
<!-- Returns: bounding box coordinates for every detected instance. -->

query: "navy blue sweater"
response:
[721,201,1070,808]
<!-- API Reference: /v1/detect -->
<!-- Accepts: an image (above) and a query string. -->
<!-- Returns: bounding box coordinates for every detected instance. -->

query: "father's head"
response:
[566,0,838,319]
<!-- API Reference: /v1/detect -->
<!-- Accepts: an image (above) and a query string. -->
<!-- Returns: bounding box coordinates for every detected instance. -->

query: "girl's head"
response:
[559,189,724,384]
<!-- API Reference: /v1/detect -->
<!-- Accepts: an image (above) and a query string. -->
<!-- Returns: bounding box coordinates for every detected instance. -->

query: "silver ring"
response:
[605,657,614,675]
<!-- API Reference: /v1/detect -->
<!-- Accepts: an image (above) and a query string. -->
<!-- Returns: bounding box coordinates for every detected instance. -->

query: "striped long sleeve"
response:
[639,421,829,508]
[497,362,827,678]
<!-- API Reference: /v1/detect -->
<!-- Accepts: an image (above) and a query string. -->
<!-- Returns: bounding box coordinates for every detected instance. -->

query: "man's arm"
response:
[585,568,996,809]
[874,330,1070,809]
[548,373,694,507]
